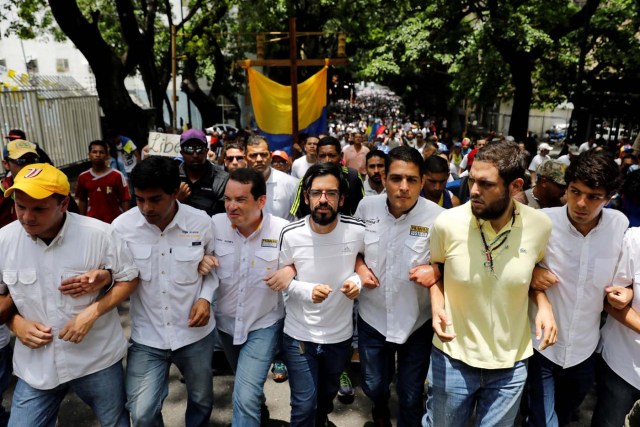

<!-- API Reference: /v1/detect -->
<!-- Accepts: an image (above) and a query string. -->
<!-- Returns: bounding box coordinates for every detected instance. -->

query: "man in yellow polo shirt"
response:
[423,141,557,427]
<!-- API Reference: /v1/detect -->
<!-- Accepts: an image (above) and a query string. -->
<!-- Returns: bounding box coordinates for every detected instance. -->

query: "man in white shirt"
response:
[279,162,365,426]
[355,146,444,426]
[528,142,552,182]
[578,136,597,153]
[206,168,289,426]
[526,150,630,426]
[0,163,139,426]
[291,135,318,179]
[363,150,387,196]
[246,136,297,221]
[112,156,218,427]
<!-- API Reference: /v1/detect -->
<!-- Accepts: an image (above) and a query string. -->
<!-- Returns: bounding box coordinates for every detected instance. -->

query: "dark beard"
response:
[471,191,511,220]
[311,204,338,225]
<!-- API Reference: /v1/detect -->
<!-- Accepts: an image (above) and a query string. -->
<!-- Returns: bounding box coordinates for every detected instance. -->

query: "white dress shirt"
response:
[212,213,288,345]
[355,195,443,343]
[532,206,629,367]
[599,227,640,389]
[279,215,364,344]
[265,167,298,221]
[0,213,138,389]
[112,202,218,351]
[291,157,314,180]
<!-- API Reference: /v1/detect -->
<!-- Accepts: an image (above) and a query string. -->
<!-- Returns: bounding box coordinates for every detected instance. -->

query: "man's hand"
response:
[188,298,211,327]
[59,269,111,297]
[606,286,634,310]
[409,264,440,288]
[198,255,219,276]
[176,182,192,202]
[312,285,332,304]
[534,304,558,351]
[530,266,559,291]
[264,265,297,292]
[341,280,360,300]
[432,308,456,342]
[10,315,53,349]
[59,304,100,344]
[356,263,379,289]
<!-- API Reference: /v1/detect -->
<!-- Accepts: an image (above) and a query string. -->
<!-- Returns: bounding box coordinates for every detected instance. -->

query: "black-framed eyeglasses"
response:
[8,157,39,166]
[182,146,206,155]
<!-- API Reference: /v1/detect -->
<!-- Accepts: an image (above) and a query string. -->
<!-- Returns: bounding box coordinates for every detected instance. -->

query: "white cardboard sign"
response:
[147,132,182,157]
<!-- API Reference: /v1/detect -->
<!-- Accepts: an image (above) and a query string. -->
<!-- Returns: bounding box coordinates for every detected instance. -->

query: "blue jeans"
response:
[282,334,351,427]
[525,350,596,427]
[424,347,528,427]
[591,356,640,427]
[126,330,215,427]
[358,315,432,426]
[9,361,128,427]
[217,320,283,427]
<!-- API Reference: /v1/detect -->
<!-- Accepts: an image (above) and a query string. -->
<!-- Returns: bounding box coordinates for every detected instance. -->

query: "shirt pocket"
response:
[250,248,279,287]
[128,243,153,282]
[58,269,95,312]
[215,242,235,281]
[172,246,204,285]
[3,269,37,312]
[364,232,380,268]
[394,237,428,280]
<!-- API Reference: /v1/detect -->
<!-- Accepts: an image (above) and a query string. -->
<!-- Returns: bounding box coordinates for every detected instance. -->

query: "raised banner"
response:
[147,132,181,158]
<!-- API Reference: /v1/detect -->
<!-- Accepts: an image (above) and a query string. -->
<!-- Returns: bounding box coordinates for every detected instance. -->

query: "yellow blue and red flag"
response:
[246,63,328,153]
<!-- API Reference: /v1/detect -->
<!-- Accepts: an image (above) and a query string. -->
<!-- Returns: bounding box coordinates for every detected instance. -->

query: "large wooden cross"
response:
[242,18,348,146]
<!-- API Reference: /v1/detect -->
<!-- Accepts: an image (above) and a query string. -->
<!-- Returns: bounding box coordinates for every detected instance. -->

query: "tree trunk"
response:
[507,59,534,142]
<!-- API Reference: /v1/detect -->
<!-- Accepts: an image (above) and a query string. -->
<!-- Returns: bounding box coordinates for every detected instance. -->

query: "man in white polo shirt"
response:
[525,150,630,427]
[112,156,218,427]
[209,168,289,426]
[355,146,443,426]
[0,163,139,426]
[246,135,297,221]
[279,162,364,427]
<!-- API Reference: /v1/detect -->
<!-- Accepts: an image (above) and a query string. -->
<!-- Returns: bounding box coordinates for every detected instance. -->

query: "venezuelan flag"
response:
[246,63,328,153]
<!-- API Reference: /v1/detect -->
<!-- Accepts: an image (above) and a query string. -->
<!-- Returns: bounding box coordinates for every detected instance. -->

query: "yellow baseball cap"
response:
[4,163,70,199]
[4,139,38,159]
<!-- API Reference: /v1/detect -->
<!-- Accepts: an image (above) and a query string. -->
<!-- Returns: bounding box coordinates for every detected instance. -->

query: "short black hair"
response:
[88,140,108,152]
[302,162,346,197]
[424,155,450,174]
[474,141,527,186]
[131,156,180,195]
[224,140,246,154]
[317,136,341,154]
[228,167,266,200]
[565,150,621,196]
[386,146,426,176]
[366,150,388,164]
[246,135,268,149]
[621,169,640,197]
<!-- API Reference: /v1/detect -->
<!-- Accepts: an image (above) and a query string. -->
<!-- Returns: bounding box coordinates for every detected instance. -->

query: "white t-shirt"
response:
[279,215,364,344]
[291,157,315,180]
[265,167,298,221]
[528,154,550,173]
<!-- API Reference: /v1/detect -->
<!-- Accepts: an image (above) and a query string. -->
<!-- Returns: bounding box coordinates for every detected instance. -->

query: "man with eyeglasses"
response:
[290,136,365,219]
[524,150,631,427]
[278,162,364,426]
[245,135,297,221]
[177,129,229,216]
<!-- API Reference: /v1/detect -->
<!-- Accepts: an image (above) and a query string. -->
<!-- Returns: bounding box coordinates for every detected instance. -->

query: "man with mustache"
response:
[278,162,365,426]
[424,141,557,427]
[363,150,387,196]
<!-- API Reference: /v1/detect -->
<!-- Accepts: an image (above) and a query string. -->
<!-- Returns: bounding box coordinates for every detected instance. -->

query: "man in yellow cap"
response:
[0,163,139,426]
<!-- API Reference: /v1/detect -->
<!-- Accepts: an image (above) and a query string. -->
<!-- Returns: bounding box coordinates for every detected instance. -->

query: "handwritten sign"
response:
[147,132,182,158]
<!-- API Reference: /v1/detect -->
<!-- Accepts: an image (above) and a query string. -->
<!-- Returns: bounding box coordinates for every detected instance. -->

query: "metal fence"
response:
[0,75,101,168]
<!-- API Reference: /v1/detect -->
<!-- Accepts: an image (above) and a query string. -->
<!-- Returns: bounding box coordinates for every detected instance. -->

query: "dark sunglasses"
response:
[9,157,39,166]
[182,146,206,155]
[225,155,245,162]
